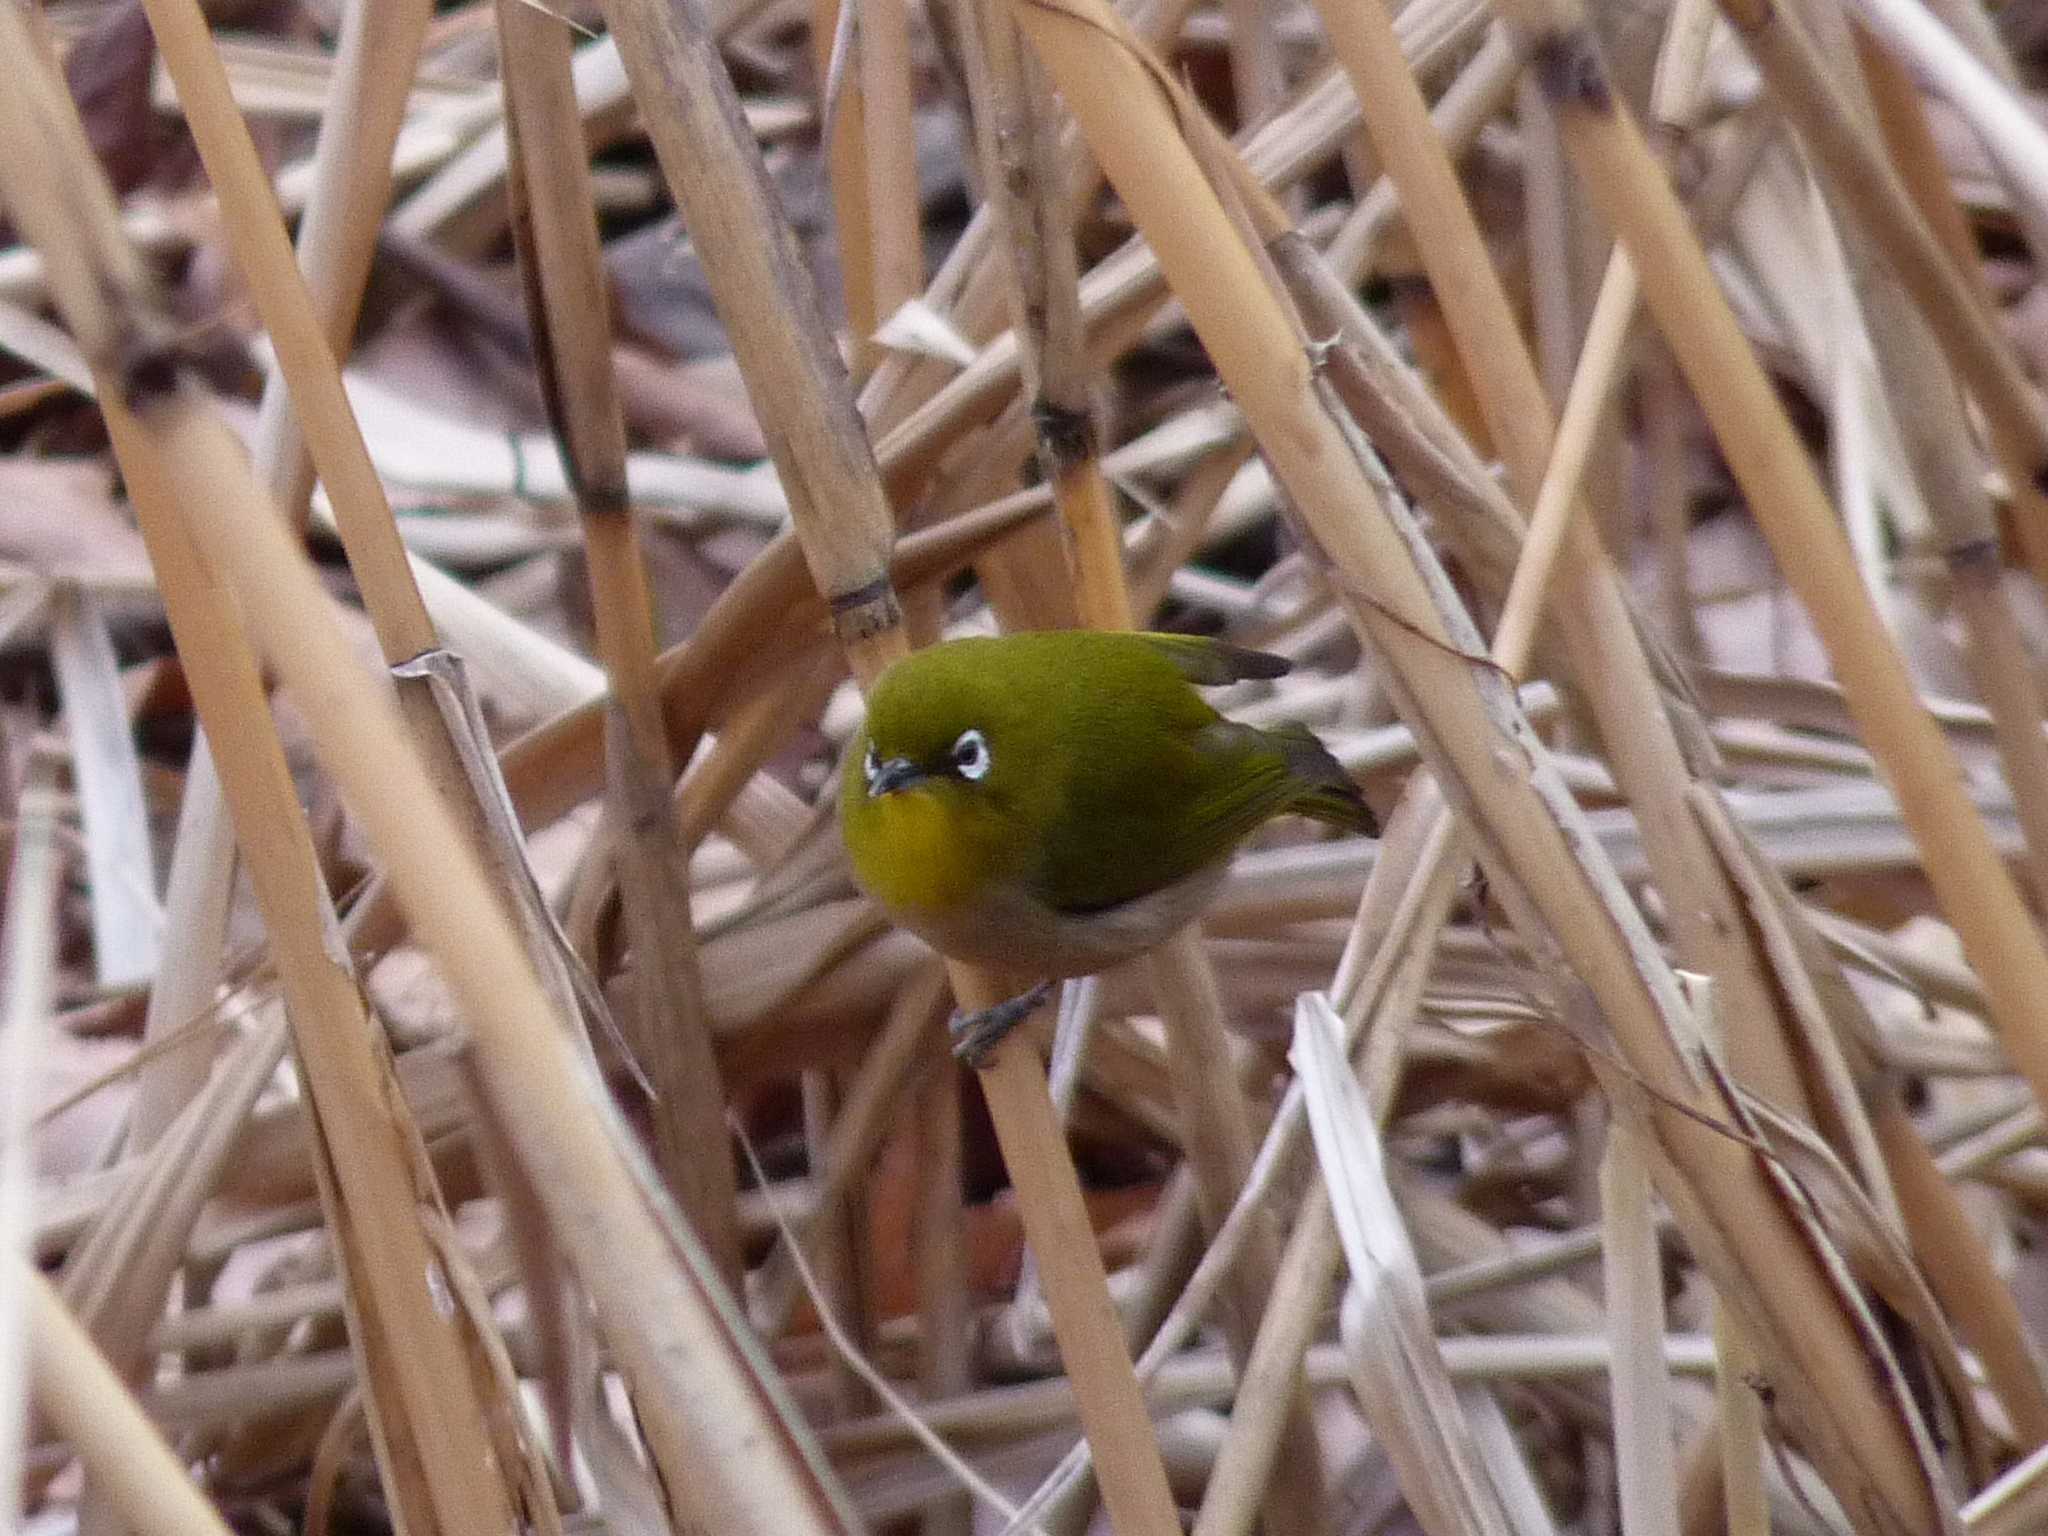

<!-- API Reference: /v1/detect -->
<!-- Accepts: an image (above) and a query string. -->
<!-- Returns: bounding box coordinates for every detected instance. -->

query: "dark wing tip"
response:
[1268,722,1378,835]
[1137,632,1295,686]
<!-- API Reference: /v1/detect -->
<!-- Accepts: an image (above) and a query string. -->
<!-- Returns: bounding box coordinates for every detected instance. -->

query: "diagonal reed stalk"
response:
[0,16,865,1534]
[1489,0,2048,1187]
[27,1268,238,1536]
[1010,1,1955,1529]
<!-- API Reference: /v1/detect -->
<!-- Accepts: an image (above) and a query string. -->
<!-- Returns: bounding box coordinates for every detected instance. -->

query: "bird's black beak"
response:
[868,757,927,797]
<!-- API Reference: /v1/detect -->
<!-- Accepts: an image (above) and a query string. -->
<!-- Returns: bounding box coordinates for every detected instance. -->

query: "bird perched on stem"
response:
[841,630,1377,1061]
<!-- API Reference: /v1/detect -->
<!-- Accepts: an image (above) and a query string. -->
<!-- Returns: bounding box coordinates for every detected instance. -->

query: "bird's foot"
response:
[950,981,1056,1067]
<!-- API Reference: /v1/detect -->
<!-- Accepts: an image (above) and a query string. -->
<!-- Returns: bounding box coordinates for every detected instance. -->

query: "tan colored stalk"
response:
[496,0,743,1287]
[859,0,1206,439]
[130,0,437,661]
[1497,0,2048,1146]
[912,1003,974,1536]
[860,0,924,364]
[1,28,863,1536]
[27,1268,238,1536]
[815,0,880,373]
[1177,243,1629,1536]
[162,387,866,1536]
[140,0,599,1114]
[1872,1098,2048,1447]
[1011,3,1949,1530]
[1602,1119,1682,1536]
[0,48,546,1536]
[1714,1306,1769,1536]
[961,5,1331,1525]
[599,0,1181,1526]
[871,0,1487,501]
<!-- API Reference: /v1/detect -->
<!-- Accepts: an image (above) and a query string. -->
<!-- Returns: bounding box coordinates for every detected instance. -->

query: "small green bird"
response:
[841,630,1377,1059]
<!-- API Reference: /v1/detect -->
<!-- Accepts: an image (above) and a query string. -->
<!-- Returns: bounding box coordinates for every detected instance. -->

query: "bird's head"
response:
[839,640,1048,917]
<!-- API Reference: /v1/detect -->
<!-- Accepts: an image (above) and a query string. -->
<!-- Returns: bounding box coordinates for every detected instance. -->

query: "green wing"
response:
[1033,720,1373,915]
[1135,636,1376,835]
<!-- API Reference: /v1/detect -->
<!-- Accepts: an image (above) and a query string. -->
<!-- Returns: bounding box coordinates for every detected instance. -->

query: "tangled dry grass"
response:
[8,0,2048,1533]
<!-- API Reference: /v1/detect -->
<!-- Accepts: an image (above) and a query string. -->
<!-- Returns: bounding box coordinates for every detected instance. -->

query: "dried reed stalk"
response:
[1011,2,1952,1529]
[145,0,606,1129]
[1768,0,2048,905]
[0,20,865,1533]
[1849,31,2048,598]
[0,39,549,1536]
[132,0,438,661]
[1495,0,2048,1161]
[497,0,744,1287]
[27,1268,237,1536]
[958,0,1330,1529]
[1305,0,1814,1134]
[599,0,1181,1524]
[248,0,436,525]
[1601,1114,1681,1536]
[1709,0,2048,517]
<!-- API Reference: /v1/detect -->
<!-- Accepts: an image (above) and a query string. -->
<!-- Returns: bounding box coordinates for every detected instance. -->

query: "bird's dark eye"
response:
[951,728,991,781]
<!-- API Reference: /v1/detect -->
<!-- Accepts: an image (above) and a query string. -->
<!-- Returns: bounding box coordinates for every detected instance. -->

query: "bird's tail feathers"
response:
[1266,723,1378,835]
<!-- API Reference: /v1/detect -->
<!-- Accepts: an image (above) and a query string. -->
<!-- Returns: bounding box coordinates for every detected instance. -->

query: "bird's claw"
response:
[950,982,1056,1067]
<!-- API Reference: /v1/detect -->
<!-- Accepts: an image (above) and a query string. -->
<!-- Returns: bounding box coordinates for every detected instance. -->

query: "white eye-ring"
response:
[862,741,881,790]
[951,728,991,781]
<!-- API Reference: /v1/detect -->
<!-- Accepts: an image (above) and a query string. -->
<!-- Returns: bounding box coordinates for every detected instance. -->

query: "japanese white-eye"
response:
[841,631,1376,1054]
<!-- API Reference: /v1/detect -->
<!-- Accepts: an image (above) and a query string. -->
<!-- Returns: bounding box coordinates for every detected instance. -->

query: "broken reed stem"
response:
[1012,2,1942,1529]
[496,0,744,1290]
[599,0,1181,1526]
[27,1268,237,1536]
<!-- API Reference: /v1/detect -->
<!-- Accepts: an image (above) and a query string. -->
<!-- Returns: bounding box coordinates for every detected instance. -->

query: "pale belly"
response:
[883,863,1229,978]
